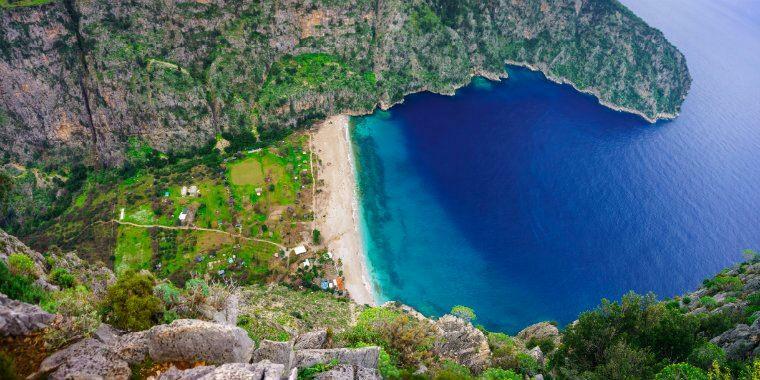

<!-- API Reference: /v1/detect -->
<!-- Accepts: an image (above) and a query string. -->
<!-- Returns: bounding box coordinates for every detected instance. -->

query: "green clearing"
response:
[0,0,54,8]
[114,225,152,274]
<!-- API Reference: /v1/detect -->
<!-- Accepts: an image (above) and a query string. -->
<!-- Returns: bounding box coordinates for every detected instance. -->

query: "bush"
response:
[0,352,20,380]
[49,268,76,289]
[434,360,473,380]
[42,286,100,349]
[655,363,707,380]
[7,254,35,277]
[699,296,717,309]
[451,305,476,322]
[478,368,521,380]
[297,359,338,380]
[0,260,47,304]
[488,332,519,370]
[101,270,164,331]
[526,336,555,355]
[687,342,726,370]
[312,229,321,244]
[516,353,540,376]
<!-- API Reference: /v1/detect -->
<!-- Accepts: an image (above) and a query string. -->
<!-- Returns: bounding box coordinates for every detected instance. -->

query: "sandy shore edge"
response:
[312,115,377,306]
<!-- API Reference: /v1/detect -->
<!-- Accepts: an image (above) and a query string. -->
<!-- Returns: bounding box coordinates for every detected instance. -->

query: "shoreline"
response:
[312,115,377,306]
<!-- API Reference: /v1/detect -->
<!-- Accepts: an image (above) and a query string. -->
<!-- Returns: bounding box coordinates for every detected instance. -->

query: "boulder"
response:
[517,322,561,347]
[115,330,150,364]
[313,364,381,380]
[253,339,293,370]
[0,293,54,336]
[158,361,284,380]
[710,318,760,360]
[528,346,545,366]
[294,329,328,350]
[433,314,491,372]
[35,338,131,380]
[147,319,253,364]
[293,347,380,369]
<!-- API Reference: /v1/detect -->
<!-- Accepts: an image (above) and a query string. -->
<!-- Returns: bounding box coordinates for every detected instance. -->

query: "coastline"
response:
[312,115,377,306]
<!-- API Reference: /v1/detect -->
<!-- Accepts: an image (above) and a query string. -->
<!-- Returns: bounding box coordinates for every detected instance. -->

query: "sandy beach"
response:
[312,115,377,306]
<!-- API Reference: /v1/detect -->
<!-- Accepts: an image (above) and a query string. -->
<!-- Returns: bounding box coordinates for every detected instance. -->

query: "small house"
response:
[255,187,263,196]
[179,210,188,223]
[189,185,199,197]
[320,280,330,290]
[181,186,188,196]
[293,245,307,255]
[302,259,311,268]
[336,277,345,291]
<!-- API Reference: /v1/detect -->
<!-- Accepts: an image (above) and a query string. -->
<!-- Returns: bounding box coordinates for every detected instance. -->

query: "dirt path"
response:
[111,220,286,251]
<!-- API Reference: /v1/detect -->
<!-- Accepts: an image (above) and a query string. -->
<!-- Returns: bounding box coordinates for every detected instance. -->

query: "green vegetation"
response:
[0,260,46,304]
[451,305,476,322]
[297,359,339,380]
[7,253,35,276]
[100,270,164,331]
[655,363,707,380]
[0,0,54,9]
[0,352,20,380]
[48,267,76,289]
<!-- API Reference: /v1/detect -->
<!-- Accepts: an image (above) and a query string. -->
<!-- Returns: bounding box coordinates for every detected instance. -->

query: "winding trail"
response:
[111,220,287,251]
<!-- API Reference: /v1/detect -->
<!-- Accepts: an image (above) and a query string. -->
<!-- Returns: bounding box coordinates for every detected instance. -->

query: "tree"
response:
[0,171,12,214]
[101,270,164,331]
[312,229,321,244]
[451,305,476,322]
[655,363,708,380]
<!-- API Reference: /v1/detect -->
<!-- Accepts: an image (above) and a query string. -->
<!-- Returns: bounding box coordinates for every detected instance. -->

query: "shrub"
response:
[0,260,47,304]
[451,305,476,322]
[434,360,473,380]
[49,268,76,289]
[297,359,338,380]
[478,368,521,380]
[526,336,555,355]
[700,296,717,309]
[683,297,692,305]
[0,352,20,380]
[42,286,100,349]
[516,353,540,376]
[687,342,726,370]
[312,229,321,244]
[488,332,519,370]
[655,363,707,380]
[7,254,35,277]
[704,275,743,292]
[101,270,164,331]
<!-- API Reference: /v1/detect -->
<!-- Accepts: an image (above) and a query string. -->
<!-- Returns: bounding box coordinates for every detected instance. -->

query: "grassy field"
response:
[114,225,152,274]
[0,0,54,8]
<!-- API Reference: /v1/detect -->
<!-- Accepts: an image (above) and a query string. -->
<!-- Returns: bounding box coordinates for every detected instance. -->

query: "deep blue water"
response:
[352,0,760,334]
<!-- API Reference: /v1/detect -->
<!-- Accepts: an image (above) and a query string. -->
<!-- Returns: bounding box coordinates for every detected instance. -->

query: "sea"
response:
[351,0,760,333]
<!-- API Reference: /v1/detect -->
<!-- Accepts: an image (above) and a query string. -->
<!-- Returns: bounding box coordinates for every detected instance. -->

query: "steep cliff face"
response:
[0,0,691,168]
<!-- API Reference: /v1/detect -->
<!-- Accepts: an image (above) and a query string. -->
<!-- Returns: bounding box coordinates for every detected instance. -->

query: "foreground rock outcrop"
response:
[148,319,254,364]
[0,293,54,336]
[434,314,491,372]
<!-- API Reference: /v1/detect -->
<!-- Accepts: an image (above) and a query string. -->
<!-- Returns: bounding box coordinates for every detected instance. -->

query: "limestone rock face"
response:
[293,347,380,370]
[253,339,294,371]
[158,361,285,380]
[36,338,131,380]
[294,329,328,350]
[710,318,760,360]
[115,330,150,364]
[147,319,254,364]
[433,315,491,372]
[517,322,561,347]
[528,346,545,366]
[313,364,381,380]
[0,293,54,336]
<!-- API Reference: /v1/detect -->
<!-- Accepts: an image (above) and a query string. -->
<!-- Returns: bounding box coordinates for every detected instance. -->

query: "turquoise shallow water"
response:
[352,0,760,333]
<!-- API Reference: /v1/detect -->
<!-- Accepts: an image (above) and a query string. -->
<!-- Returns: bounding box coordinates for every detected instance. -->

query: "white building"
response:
[181,186,188,196]
[189,185,199,197]
[293,245,307,255]
[179,212,188,222]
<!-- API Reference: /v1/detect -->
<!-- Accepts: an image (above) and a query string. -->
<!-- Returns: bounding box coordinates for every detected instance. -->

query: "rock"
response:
[313,364,381,380]
[0,293,54,336]
[294,329,328,350]
[710,318,760,360]
[433,314,491,372]
[253,340,293,371]
[534,375,545,380]
[528,346,545,366]
[92,323,120,345]
[158,361,284,380]
[517,322,561,347]
[35,338,131,380]
[744,276,760,293]
[147,319,253,364]
[211,292,239,326]
[115,330,149,364]
[293,347,380,369]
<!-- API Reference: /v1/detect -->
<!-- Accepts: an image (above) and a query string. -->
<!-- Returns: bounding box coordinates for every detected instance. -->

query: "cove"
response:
[351,0,760,334]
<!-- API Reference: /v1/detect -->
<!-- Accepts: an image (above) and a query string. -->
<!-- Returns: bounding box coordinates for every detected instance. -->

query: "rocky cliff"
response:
[1,0,690,168]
